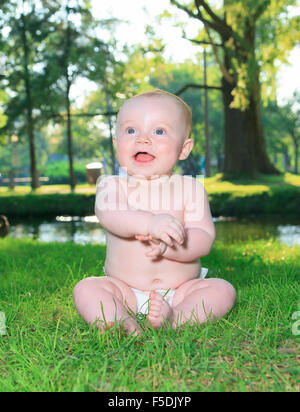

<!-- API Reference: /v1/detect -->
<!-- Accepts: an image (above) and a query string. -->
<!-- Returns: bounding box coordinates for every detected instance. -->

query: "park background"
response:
[0,0,299,392]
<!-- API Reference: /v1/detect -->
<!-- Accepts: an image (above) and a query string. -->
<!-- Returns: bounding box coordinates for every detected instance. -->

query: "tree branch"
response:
[195,0,231,36]
[253,0,271,21]
[204,23,235,85]
[170,0,235,85]
[175,83,223,96]
[183,36,223,48]
[170,0,220,33]
[47,111,117,120]
[194,0,233,37]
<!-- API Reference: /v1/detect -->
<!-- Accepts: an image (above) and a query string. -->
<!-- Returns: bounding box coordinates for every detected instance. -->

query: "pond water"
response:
[4,216,300,247]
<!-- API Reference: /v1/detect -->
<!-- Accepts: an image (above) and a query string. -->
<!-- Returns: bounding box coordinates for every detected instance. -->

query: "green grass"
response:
[0,183,95,195]
[0,238,299,392]
[0,173,299,197]
[204,172,300,192]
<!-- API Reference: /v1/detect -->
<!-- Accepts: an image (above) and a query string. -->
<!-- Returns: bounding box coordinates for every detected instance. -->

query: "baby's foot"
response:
[147,292,173,329]
[123,317,141,336]
[97,318,141,336]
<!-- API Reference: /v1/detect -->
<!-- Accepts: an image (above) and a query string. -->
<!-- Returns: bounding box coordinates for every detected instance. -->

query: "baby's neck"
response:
[125,172,173,185]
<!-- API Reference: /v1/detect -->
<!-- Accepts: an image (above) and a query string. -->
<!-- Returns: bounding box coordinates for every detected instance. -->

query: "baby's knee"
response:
[73,277,92,300]
[218,279,236,307]
[73,276,123,302]
[210,278,236,308]
[73,276,102,299]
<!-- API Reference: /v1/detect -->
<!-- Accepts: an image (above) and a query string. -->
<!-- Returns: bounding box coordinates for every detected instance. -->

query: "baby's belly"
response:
[104,233,201,291]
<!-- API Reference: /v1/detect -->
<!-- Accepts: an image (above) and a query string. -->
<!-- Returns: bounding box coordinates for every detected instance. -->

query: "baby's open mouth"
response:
[133,151,155,163]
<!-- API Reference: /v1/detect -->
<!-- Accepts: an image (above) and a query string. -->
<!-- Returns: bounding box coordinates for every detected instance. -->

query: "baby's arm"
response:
[163,178,215,262]
[95,176,153,238]
[95,177,185,245]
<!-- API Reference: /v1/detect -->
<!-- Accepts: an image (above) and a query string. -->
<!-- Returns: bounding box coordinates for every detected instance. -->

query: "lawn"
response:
[0,238,299,392]
[1,172,300,196]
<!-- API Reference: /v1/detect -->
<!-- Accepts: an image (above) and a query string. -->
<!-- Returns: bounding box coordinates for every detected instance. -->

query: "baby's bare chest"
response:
[126,184,186,219]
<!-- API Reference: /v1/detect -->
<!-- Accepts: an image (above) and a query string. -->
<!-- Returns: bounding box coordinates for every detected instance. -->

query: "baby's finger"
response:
[170,220,185,241]
[168,222,185,244]
[159,232,174,247]
[135,234,148,241]
[146,246,160,258]
[164,226,184,245]
[159,242,167,255]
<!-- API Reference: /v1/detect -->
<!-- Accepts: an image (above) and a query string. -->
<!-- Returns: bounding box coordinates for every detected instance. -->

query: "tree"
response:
[273,93,300,174]
[42,0,114,190]
[170,0,299,176]
[149,56,224,175]
[0,0,60,189]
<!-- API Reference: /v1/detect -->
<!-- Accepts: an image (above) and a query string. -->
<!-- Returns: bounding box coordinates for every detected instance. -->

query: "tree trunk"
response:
[66,75,76,191]
[222,36,279,176]
[283,149,291,172]
[21,13,39,190]
[105,92,117,174]
[65,5,76,191]
[222,80,278,175]
[171,0,280,177]
[295,142,298,174]
[291,132,299,174]
[203,49,211,177]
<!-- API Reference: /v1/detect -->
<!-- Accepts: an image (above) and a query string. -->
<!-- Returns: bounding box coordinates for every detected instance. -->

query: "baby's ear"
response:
[178,139,194,160]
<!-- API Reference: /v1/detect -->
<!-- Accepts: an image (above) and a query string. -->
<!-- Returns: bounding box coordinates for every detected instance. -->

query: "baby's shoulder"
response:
[96,174,120,187]
[171,174,205,190]
[96,175,122,197]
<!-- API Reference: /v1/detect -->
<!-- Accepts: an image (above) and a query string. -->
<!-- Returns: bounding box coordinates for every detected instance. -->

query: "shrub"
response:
[44,161,86,185]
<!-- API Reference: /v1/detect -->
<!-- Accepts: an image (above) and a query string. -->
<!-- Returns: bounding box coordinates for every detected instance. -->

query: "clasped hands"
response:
[135,214,185,259]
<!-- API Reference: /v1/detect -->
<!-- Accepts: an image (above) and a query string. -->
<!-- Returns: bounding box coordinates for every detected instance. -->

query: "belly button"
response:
[153,279,161,285]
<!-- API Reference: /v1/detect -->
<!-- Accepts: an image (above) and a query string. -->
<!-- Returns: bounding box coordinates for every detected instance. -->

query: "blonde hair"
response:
[117,89,192,139]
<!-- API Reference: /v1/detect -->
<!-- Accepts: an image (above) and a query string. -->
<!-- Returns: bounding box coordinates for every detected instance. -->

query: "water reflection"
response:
[6,216,300,247]
[215,218,300,247]
[10,216,106,245]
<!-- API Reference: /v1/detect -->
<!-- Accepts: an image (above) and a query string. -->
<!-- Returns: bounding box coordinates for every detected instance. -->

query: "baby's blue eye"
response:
[155,128,165,135]
[127,128,136,134]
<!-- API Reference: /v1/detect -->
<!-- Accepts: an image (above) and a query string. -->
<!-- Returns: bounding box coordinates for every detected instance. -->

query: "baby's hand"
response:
[148,214,185,247]
[134,234,167,259]
[145,239,167,259]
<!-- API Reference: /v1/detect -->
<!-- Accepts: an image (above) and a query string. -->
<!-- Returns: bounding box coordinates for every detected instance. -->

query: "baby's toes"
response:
[149,291,163,303]
[148,304,161,316]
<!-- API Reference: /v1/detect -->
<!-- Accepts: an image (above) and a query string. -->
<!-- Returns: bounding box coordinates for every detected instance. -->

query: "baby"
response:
[73,90,236,335]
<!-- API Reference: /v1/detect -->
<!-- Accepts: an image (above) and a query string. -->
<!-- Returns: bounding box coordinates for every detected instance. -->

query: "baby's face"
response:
[114,95,189,178]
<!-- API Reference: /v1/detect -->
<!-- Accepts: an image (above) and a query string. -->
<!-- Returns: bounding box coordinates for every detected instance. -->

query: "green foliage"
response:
[223,0,299,108]
[205,172,300,217]
[209,186,300,218]
[44,161,87,185]
[0,0,119,187]
[0,90,8,134]
[149,57,223,170]
[170,0,300,110]
[0,192,95,217]
[0,0,299,179]
[263,92,300,173]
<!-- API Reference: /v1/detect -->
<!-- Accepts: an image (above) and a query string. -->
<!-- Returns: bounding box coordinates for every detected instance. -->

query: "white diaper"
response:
[131,287,175,315]
[102,266,208,315]
[131,267,209,315]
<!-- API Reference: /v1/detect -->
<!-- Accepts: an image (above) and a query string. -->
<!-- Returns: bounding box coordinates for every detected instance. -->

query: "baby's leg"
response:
[73,276,140,335]
[171,278,236,328]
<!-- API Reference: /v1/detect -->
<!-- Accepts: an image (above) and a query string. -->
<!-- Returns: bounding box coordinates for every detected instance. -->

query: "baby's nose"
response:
[136,133,151,144]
